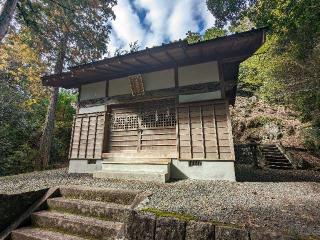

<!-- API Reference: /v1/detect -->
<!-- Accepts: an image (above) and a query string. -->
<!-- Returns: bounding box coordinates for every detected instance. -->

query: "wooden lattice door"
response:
[107,100,177,158]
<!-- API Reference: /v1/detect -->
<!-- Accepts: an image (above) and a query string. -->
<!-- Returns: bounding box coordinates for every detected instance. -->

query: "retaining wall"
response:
[0,189,48,232]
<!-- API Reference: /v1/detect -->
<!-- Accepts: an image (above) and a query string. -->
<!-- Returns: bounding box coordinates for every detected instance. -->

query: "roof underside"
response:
[42,27,267,104]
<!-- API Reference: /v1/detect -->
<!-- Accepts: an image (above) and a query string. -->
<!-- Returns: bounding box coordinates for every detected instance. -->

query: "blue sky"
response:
[108,0,215,54]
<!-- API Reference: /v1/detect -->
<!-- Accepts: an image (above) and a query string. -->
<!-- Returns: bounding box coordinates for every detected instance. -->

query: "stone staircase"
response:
[261,144,293,170]
[10,186,143,240]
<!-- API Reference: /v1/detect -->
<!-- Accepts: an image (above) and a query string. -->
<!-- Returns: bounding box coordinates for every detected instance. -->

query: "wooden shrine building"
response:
[42,28,267,182]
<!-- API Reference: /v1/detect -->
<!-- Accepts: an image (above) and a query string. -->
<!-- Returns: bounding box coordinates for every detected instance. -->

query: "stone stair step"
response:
[47,197,132,222]
[266,162,292,167]
[93,170,169,183]
[264,156,287,160]
[267,165,293,169]
[11,227,85,240]
[31,210,122,240]
[263,152,284,156]
[59,185,141,205]
[261,147,278,150]
[265,158,289,162]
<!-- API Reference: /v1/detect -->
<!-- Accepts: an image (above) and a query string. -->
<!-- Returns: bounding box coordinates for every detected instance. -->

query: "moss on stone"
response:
[141,208,196,221]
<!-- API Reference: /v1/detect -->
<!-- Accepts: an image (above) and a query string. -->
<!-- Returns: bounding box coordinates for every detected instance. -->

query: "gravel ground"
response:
[1,167,320,237]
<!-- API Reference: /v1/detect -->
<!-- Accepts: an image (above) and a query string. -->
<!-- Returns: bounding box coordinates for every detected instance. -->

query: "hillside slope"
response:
[230,96,320,169]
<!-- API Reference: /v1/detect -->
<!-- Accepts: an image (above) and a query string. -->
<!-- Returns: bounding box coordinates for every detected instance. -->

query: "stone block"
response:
[250,230,296,240]
[125,211,156,240]
[155,217,186,240]
[215,225,249,240]
[185,220,215,240]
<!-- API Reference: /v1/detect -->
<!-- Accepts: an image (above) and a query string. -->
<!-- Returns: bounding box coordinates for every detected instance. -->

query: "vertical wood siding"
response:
[177,101,234,160]
[69,112,106,159]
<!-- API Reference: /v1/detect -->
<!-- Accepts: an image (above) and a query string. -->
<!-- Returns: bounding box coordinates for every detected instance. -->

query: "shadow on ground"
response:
[235,164,320,182]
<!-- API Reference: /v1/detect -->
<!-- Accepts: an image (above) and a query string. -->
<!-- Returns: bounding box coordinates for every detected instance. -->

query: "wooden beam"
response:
[106,63,131,71]
[77,117,83,158]
[213,105,220,159]
[105,81,109,98]
[133,56,149,65]
[181,46,191,61]
[93,115,98,158]
[79,82,222,107]
[174,67,179,91]
[176,105,180,158]
[85,116,91,158]
[188,105,193,158]
[148,52,165,65]
[165,50,178,65]
[218,61,226,99]
[68,116,76,159]
[200,106,206,158]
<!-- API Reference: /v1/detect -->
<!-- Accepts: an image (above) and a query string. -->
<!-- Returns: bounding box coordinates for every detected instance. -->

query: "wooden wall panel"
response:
[69,112,106,159]
[177,100,234,160]
[107,100,177,156]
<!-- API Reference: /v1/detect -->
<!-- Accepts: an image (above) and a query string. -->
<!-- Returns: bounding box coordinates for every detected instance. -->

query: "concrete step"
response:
[47,197,132,222]
[102,162,169,173]
[31,210,122,240]
[104,157,171,165]
[11,227,85,240]
[94,170,169,183]
[59,185,141,205]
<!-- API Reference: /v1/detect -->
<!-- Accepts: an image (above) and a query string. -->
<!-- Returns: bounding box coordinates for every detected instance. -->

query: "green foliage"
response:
[51,90,76,163]
[186,27,226,44]
[303,126,320,154]
[16,0,116,66]
[0,34,77,176]
[206,0,320,152]
[206,0,256,28]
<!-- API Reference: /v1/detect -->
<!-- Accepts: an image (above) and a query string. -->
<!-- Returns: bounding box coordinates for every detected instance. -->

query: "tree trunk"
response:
[39,36,67,168]
[0,0,18,42]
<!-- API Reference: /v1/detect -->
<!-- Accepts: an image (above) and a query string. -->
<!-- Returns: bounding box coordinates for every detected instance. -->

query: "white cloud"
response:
[198,1,216,31]
[108,0,216,54]
[167,0,199,40]
[134,0,174,47]
[109,0,146,52]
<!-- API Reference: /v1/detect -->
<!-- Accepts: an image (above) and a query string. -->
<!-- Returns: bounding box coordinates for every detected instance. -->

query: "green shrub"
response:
[0,144,38,176]
[303,126,320,154]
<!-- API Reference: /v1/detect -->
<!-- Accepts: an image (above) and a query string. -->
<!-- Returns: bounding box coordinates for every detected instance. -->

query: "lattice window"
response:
[110,114,139,130]
[110,108,176,130]
[140,111,176,128]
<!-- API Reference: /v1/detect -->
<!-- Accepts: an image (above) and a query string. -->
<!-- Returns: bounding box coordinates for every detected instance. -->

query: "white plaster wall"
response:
[143,69,175,91]
[80,81,106,100]
[108,77,131,96]
[69,160,102,173]
[78,105,105,114]
[179,90,222,103]
[178,61,219,86]
[171,160,235,181]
